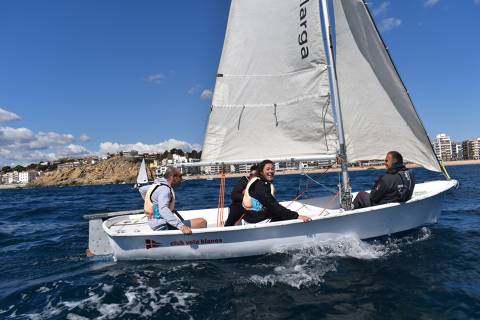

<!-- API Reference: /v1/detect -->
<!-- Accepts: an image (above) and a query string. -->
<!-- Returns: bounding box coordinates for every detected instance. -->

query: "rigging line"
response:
[237,105,246,130]
[318,192,340,217]
[273,103,279,127]
[302,171,338,194]
[286,166,334,208]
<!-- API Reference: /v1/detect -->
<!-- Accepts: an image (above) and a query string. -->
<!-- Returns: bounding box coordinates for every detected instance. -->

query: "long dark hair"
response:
[256,159,274,179]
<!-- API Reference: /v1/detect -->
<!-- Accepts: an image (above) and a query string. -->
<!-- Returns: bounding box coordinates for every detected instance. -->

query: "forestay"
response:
[201,0,338,163]
[333,0,441,172]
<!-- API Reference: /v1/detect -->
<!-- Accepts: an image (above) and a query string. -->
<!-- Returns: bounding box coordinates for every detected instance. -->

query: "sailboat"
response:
[133,158,149,188]
[85,0,457,260]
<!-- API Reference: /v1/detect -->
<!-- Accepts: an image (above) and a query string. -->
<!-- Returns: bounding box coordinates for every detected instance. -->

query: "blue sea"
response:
[1,165,479,319]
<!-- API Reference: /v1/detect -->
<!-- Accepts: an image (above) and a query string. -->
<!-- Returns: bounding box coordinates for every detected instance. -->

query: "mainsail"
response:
[333,0,441,172]
[202,0,441,173]
[137,158,148,184]
[201,0,338,163]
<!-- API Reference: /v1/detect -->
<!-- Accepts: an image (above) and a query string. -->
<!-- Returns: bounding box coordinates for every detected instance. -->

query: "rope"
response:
[286,166,334,208]
[302,171,338,194]
[317,192,340,216]
[217,166,226,227]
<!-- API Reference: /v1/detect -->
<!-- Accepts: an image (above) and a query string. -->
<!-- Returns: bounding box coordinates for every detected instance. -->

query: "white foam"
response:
[36,286,51,293]
[97,303,122,319]
[247,230,432,289]
[20,272,202,319]
[0,305,14,314]
[66,313,90,320]
[102,284,113,293]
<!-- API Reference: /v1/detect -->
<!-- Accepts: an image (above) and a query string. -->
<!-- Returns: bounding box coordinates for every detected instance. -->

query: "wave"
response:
[246,228,432,289]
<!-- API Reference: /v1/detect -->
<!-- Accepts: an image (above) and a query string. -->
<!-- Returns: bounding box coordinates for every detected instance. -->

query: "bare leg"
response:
[190,218,207,229]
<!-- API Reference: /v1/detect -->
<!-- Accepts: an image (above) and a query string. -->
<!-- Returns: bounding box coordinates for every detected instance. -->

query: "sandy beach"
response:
[0,183,27,189]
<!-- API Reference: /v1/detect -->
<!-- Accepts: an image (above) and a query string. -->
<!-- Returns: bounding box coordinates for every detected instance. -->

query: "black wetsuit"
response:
[225,176,249,226]
[354,164,415,209]
[243,178,299,223]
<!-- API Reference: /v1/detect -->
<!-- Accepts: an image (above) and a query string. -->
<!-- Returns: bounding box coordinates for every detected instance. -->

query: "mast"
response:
[320,0,352,210]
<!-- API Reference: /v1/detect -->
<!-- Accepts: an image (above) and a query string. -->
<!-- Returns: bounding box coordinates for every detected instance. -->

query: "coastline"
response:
[183,159,480,180]
[2,159,477,188]
[0,183,27,190]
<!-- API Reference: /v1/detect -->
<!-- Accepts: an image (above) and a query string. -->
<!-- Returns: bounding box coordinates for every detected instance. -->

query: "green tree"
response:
[1,166,11,173]
[13,165,25,172]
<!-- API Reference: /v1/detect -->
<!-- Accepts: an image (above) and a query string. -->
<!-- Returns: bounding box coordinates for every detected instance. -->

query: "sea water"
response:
[0,166,479,319]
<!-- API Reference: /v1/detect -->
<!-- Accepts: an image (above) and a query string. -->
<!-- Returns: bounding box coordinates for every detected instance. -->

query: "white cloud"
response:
[372,2,390,17]
[474,0,480,5]
[0,108,21,122]
[99,139,201,155]
[78,134,91,142]
[379,17,402,32]
[370,2,401,33]
[0,127,34,144]
[0,126,90,164]
[188,84,201,95]
[200,89,213,100]
[24,131,75,150]
[0,147,11,157]
[145,73,166,84]
[424,0,440,7]
[65,144,90,155]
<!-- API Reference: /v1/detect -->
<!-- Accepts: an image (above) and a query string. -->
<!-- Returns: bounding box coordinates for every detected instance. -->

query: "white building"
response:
[6,171,19,184]
[19,171,39,183]
[433,133,452,161]
[462,138,480,160]
[451,142,463,160]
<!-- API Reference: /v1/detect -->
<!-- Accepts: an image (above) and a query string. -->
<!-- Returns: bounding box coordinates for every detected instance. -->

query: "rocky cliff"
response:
[29,156,154,187]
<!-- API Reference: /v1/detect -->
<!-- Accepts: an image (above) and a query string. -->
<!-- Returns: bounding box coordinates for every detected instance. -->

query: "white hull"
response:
[102,180,457,261]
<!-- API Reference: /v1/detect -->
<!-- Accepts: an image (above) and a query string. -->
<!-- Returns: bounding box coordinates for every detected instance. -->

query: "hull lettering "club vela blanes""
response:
[299,0,309,59]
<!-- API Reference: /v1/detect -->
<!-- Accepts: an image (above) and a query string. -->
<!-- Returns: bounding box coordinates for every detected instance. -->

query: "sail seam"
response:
[211,94,330,108]
[216,65,328,78]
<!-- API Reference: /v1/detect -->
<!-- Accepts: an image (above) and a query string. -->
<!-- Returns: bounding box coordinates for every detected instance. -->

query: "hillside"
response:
[28,156,153,187]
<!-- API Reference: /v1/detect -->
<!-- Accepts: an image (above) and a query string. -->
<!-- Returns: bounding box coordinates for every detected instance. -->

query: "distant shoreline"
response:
[0,183,27,190]
[183,159,480,180]
[1,159,477,188]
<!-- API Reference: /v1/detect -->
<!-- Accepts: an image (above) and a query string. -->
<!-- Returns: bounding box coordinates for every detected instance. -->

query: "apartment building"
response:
[462,138,480,160]
[433,133,452,161]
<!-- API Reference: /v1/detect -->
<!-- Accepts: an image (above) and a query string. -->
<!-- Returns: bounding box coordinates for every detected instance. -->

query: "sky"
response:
[1,0,479,166]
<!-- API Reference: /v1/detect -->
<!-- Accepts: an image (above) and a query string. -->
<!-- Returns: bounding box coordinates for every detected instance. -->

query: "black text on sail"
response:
[299,0,309,59]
